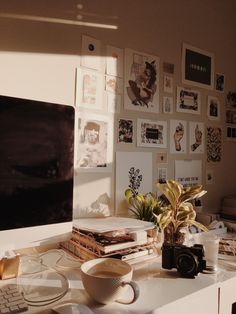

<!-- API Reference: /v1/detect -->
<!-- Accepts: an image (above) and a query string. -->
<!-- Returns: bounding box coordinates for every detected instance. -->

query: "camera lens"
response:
[176,253,197,276]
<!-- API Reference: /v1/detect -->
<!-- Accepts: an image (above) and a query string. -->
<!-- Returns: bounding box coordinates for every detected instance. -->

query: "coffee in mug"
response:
[80,258,139,305]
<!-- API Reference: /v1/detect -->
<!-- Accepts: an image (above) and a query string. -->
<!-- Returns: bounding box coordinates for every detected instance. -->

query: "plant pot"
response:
[163,225,188,245]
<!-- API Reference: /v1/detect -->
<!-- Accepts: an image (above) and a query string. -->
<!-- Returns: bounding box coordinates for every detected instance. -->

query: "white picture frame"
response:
[81,35,102,71]
[76,67,104,110]
[124,48,160,113]
[75,112,113,172]
[106,45,124,78]
[137,118,167,148]
[105,75,123,94]
[176,86,201,114]
[115,152,153,216]
[163,75,173,93]
[163,96,174,114]
[175,160,202,186]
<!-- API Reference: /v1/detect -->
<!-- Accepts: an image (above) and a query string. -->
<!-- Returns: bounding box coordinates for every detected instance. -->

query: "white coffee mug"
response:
[80,258,139,305]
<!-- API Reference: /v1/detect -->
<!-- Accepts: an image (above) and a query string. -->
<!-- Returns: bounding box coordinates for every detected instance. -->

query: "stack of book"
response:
[60,217,157,265]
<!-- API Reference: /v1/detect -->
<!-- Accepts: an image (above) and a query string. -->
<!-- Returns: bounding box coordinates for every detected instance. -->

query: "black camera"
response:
[162,243,206,278]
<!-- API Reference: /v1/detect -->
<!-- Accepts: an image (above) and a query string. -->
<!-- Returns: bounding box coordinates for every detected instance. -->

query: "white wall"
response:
[0,0,235,216]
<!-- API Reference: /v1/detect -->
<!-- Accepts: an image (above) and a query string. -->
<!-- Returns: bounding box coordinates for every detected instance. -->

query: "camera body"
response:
[162,243,206,278]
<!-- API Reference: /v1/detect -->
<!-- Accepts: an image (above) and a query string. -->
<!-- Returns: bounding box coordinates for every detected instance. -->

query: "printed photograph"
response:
[118,118,133,143]
[163,96,174,114]
[176,86,201,114]
[81,35,102,71]
[137,118,167,148]
[182,42,214,90]
[124,48,160,113]
[76,113,113,172]
[206,126,222,162]
[175,160,202,186]
[215,73,225,92]
[189,121,205,154]
[105,75,123,94]
[163,62,175,74]
[163,75,173,93]
[156,152,168,164]
[76,67,103,110]
[207,96,220,121]
[226,110,236,125]
[116,152,152,216]
[226,91,236,108]
[157,167,168,183]
[227,127,236,141]
[106,45,124,78]
[170,119,187,154]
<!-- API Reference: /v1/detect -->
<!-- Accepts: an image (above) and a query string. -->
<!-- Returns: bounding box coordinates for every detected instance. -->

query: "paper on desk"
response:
[73,217,155,233]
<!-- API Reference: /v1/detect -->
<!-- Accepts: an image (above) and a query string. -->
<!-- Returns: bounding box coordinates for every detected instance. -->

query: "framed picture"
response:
[170,119,187,154]
[215,73,225,92]
[137,118,167,148]
[175,160,202,186]
[124,48,160,113]
[189,121,205,154]
[76,67,104,110]
[176,86,201,114]
[226,109,236,125]
[207,96,220,121]
[81,35,102,71]
[105,75,123,94]
[157,167,168,183]
[206,126,222,162]
[163,62,174,74]
[75,113,113,172]
[226,91,236,108]
[115,152,153,215]
[156,152,168,164]
[182,43,214,90]
[227,127,236,141]
[163,75,173,93]
[163,96,174,114]
[118,118,133,143]
[106,45,124,78]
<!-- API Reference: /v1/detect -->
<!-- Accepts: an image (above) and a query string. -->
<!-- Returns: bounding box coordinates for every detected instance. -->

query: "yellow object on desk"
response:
[0,254,20,280]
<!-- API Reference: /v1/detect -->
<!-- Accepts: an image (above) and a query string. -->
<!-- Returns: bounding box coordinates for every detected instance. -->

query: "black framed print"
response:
[182,43,214,90]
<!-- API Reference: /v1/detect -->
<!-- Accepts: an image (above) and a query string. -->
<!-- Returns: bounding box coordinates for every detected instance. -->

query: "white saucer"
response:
[53,303,93,314]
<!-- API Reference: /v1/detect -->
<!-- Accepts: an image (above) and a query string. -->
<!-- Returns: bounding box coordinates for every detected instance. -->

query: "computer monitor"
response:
[0,95,75,253]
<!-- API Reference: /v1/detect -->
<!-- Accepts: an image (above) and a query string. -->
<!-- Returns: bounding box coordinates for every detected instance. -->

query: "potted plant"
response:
[124,188,165,222]
[154,180,208,245]
[125,188,167,242]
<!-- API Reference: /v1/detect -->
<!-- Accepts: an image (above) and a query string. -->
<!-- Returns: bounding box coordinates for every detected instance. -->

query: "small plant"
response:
[125,188,166,223]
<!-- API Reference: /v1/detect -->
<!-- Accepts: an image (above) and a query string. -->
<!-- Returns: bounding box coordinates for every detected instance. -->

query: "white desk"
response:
[5,250,235,314]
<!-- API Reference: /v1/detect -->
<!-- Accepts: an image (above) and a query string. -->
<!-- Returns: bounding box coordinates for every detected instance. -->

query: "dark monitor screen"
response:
[0,95,74,231]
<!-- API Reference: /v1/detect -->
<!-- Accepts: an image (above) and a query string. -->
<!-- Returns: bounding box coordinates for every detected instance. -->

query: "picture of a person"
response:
[127,60,157,107]
[78,120,108,168]
[174,122,184,151]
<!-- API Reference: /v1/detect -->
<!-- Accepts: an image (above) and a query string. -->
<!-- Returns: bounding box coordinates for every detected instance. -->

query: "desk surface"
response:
[1,249,236,314]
